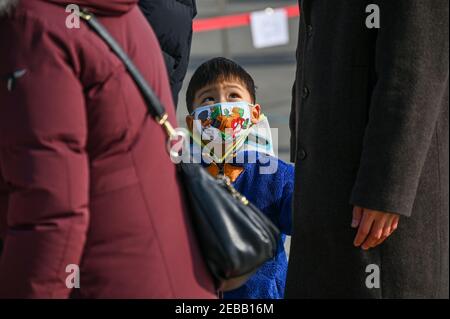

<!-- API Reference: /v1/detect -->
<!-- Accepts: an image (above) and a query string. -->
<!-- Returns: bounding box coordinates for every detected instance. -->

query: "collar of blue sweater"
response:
[200,151,279,183]
[200,150,277,169]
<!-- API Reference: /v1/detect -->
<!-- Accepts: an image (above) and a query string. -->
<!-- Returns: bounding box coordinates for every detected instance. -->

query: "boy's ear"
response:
[251,104,261,124]
[186,115,194,132]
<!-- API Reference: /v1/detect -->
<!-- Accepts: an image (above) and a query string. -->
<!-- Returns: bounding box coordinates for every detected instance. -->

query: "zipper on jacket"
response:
[217,163,224,175]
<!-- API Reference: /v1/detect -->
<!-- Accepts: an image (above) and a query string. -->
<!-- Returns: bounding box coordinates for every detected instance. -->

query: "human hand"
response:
[351,206,400,250]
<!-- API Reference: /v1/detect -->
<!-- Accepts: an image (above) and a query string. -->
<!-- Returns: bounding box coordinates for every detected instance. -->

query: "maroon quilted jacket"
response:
[0,0,215,298]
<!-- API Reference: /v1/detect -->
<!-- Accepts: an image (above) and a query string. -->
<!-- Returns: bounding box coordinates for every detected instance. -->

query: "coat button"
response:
[298,148,307,160]
[302,86,310,99]
[307,25,313,37]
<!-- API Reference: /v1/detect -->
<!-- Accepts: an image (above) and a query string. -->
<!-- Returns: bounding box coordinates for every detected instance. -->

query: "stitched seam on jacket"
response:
[53,219,75,298]
[52,157,76,298]
[118,77,176,295]
[129,150,176,297]
[121,78,176,296]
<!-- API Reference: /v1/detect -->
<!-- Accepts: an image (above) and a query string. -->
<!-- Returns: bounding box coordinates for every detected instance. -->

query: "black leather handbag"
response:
[80,12,280,292]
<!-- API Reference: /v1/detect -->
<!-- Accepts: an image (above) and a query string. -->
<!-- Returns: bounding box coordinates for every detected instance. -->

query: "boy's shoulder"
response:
[240,152,294,181]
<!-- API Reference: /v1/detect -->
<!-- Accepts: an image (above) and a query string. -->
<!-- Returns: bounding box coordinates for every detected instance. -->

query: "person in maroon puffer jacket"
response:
[0,0,216,299]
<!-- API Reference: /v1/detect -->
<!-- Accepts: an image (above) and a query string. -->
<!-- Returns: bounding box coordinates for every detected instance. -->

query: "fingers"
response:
[373,215,395,247]
[353,208,401,250]
[353,210,375,247]
[361,215,387,250]
[360,213,401,249]
[351,206,363,228]
[390,215,400,235]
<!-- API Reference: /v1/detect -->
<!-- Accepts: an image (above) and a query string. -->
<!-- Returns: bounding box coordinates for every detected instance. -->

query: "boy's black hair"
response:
[186,57,256,113]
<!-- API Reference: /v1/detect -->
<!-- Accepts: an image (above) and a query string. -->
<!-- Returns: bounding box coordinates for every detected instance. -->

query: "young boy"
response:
[185,57,294,299]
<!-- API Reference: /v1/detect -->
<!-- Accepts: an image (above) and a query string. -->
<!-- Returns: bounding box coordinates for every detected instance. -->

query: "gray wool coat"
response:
[287,0,448,298]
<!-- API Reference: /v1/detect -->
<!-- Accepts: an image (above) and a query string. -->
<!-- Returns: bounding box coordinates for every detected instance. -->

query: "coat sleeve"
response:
[0,29,89,298]
[350,0,449,217]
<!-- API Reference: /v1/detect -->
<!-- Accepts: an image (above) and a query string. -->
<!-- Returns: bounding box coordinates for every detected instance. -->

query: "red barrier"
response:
[193,4,300,33]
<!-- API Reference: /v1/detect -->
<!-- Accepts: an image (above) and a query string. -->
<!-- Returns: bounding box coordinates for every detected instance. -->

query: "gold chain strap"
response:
[217,174,249,206]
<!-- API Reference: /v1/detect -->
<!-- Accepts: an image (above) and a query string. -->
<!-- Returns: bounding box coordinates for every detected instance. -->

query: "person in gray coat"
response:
[287,0,448,298]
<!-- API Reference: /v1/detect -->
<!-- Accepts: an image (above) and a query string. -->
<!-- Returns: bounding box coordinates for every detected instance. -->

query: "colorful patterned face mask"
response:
[191,101,253,143]
[190,102,275,163]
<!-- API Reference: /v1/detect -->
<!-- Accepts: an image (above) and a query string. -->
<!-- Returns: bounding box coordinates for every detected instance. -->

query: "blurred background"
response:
[177,0,300,163]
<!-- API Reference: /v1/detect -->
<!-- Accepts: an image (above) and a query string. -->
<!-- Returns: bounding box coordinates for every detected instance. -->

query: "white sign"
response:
[250,8,290,49]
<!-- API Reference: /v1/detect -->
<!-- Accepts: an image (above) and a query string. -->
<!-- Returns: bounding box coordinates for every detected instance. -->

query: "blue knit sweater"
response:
[204,151,294,299]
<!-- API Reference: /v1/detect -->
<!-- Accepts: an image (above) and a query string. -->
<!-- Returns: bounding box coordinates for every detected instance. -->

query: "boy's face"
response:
[186,80,261,133]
